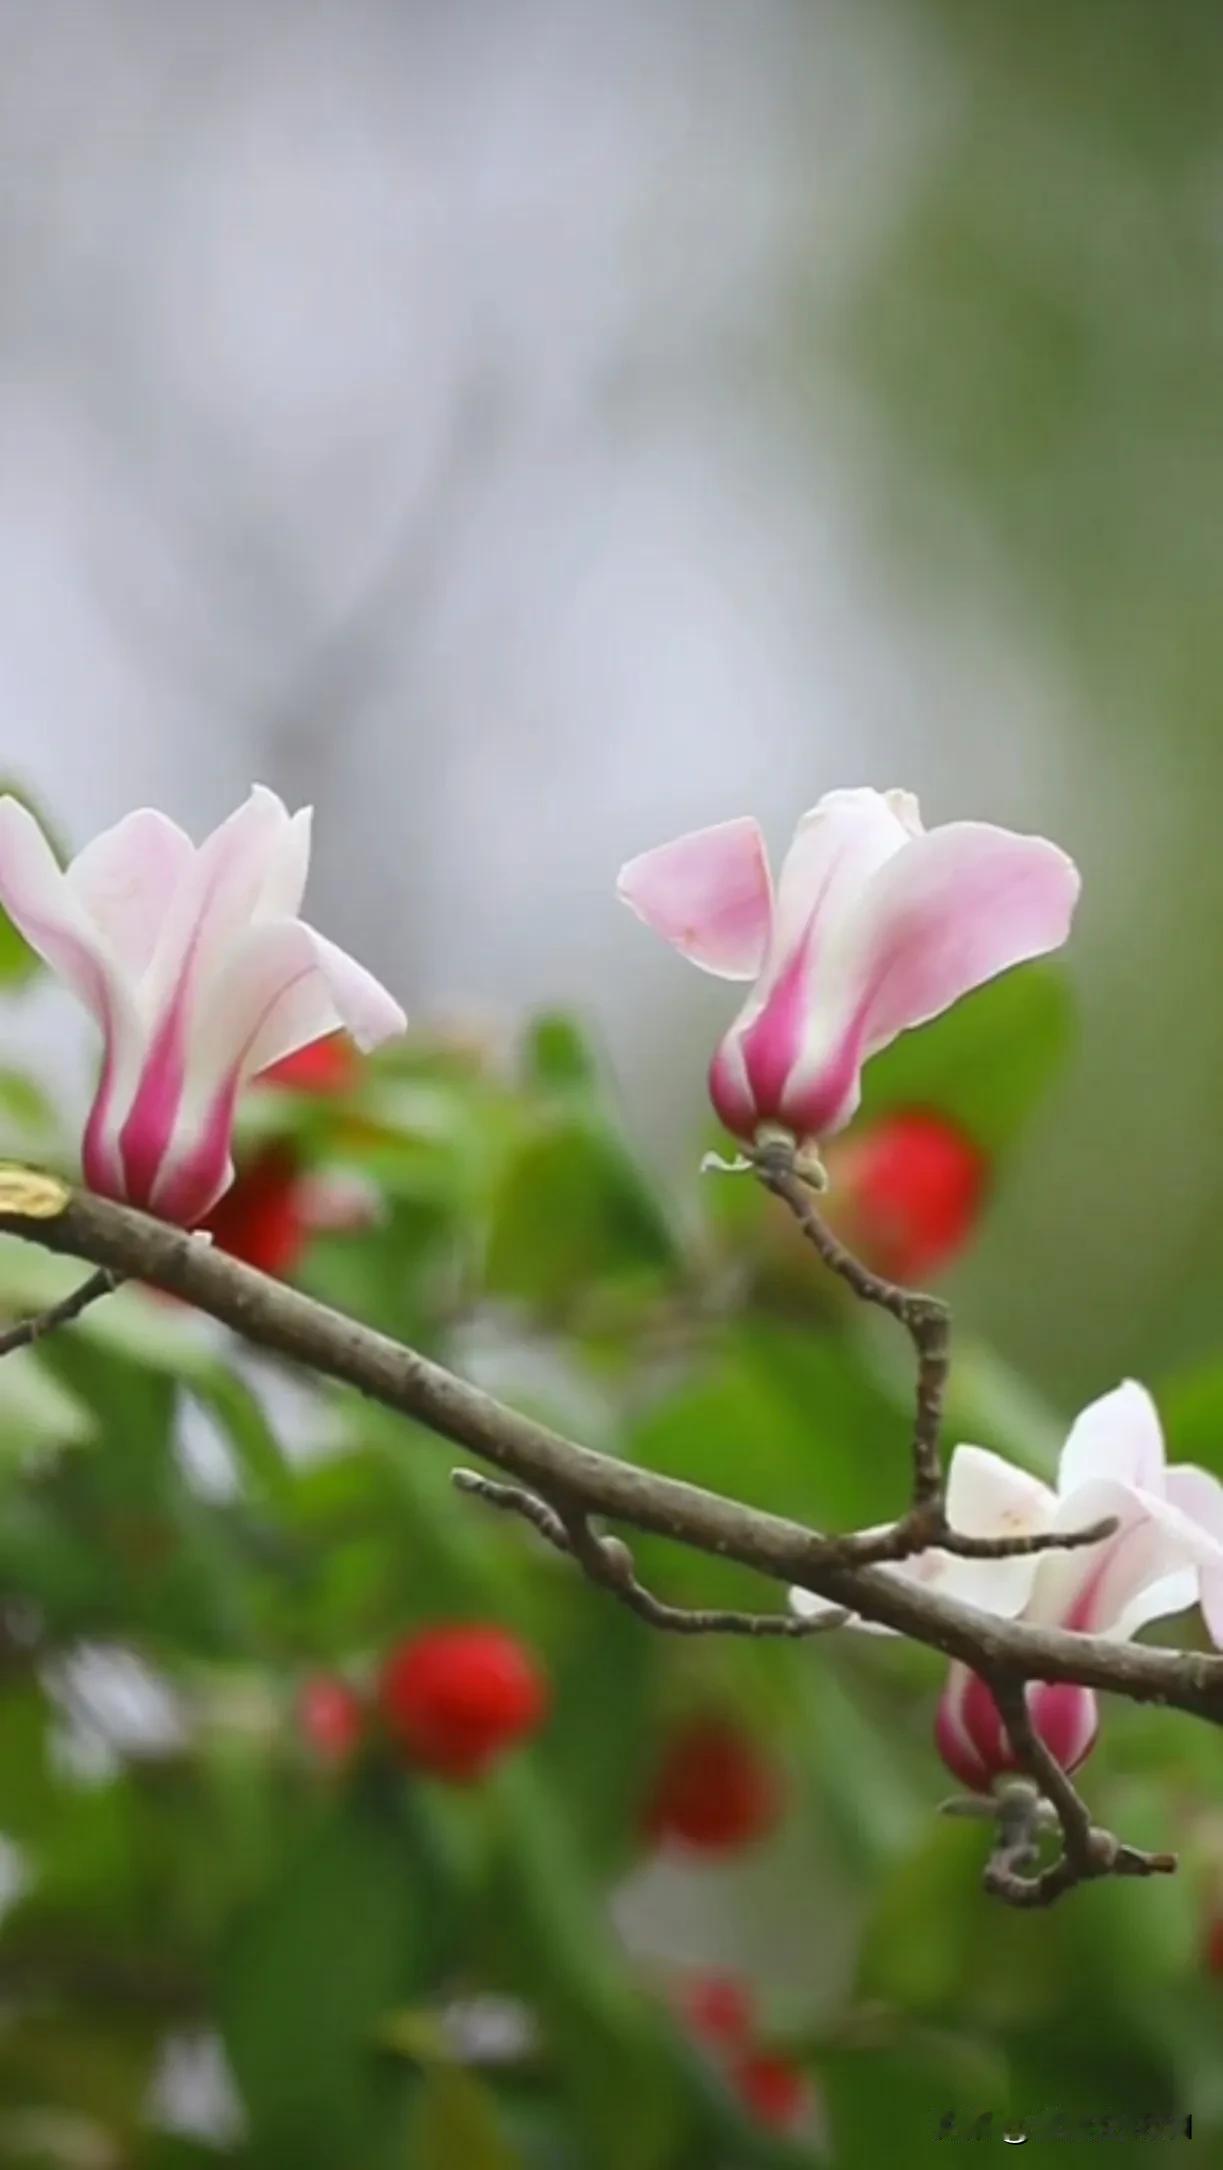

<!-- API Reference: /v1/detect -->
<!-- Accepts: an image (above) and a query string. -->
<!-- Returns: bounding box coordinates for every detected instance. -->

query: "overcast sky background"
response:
[4,0,1223,1405]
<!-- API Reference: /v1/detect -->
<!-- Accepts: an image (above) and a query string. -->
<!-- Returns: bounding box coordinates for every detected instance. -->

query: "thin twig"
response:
[936,1520,1118,1562]
[836,1514,1119,1570]
[984,1676,1177,1907]
[453,1471,849,1638]
[0,1267,118,1357]
[751,1136,950,1525]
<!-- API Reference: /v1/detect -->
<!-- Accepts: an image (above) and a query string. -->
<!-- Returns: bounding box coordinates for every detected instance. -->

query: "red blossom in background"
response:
[258,1031,362,1095]
[681,1974,755,2049]
[378,1625,550,1782]
[645,1717,783,1852]
[199,1144,311,1279]
[825,1107,989,1283]
[680,1973,811,2134]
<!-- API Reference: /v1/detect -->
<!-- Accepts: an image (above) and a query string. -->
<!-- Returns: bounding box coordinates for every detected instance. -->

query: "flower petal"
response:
[291,926,407,1056]
[934,1664,994,1791]
[938,1444,1055,1616]
[766,789,916,984]
[0,796,120,1023]
[788,1538,952,1638]
[255,805,313,922]
[617,817,772,981]
[1029,1680,1099,1775]
[1057,1380,1167,1497]
[1029,1476,1216,1639]
[725,791,916,1136]
[188,919,405,1107]
[849,822,1080,1060]
[1165,1463,1223,1646]
[67,809,194,976]
[141,785,293,1015]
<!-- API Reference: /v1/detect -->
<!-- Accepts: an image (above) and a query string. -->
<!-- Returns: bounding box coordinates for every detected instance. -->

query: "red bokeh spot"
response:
[258,1032,361,1096]
[681,1973,755,2050]
[730,2051,809,2131]
[378,1625,549,1782]
[645,1718,783,1853]
[200,1145,310,1278]
[298,1674,365,1765]
[827,1108,989,1283]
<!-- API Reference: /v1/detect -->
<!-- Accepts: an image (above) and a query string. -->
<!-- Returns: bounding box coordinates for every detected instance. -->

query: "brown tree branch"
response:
[0,1265,117,1355]
[983,1679,1177,1907]
[0,1173,1219,1714]
[452,1469,850,1638]
[2,1164,1223,1918]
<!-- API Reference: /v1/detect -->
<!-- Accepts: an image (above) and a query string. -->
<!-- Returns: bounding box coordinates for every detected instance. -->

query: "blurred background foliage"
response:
[4,0,1223,2161]
[3,904,1223,2164]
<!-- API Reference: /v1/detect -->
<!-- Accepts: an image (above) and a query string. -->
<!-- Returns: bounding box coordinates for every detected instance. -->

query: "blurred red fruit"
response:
[646,1719,783,1852]
[200,1145,310,1277]
[378,1625,549,1781]
[682,1974,754,2050]
[299,1674,364,1764]
[677,1975,809,2134]
[826,1108,988,1283]
[259,1032,361,1095]
[731,2051,809,2131]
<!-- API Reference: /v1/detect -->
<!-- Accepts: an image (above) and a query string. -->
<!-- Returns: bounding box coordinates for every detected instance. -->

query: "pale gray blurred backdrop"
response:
[4,0,1223,1406]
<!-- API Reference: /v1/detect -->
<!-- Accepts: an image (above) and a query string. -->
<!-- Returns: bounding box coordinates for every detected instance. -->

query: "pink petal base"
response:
[935,1666,1099,1794]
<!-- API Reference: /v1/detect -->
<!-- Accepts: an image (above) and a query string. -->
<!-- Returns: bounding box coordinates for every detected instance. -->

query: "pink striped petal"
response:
[765,789,916,985]
[935,1666,1097,1793]
[851,822,1080,1060]
[142,786,292,1019]
[1029,1679,1099,1774]
[1029,1477,1208,1639]
[707,794,918,1138]
[191,919,405,1098]
[67,808,194,975]
[935,1664,996,1791]
[617,817,771,981]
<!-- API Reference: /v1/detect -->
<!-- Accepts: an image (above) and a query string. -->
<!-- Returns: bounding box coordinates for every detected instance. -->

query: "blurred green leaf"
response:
[406,2064,526,2170]
[857,962,1074,1154]
[523,1010,604,1095]
[485,1760,681,2170]
[819,2030,1007,2169]
[627,1322,908,1608]
[0,1347,96,1458]
[220,1784,446,2170]
[485,1113,680,1309]
[0,1070,58,1152]
[1157,1361,1223,1482]
[536,1587,661,1876]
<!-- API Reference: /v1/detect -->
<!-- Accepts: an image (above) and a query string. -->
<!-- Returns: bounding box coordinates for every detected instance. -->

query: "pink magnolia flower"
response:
[790,1382,1223,1792]
[0,786,406,1225]
[617,788,1079,1149]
